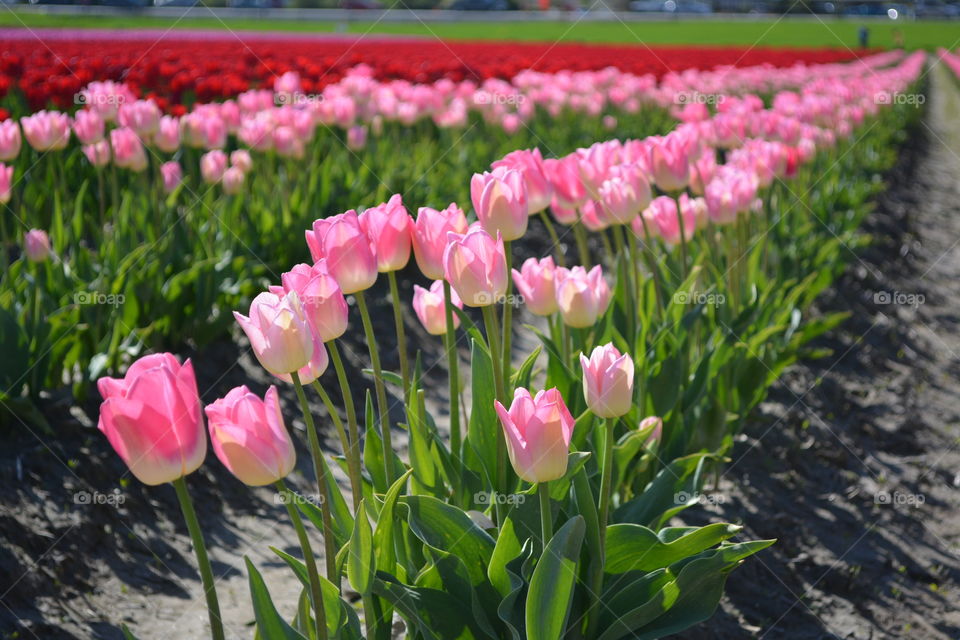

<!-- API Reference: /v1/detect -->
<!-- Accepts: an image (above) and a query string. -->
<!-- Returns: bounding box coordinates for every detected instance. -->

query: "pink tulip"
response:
[83,141,111,168]
[679,193,708,232]
[647,196,695,245]
[275,261,348,343]
[471,168,528,241]
[205,385,295,486]
[598,176,646,225]
[650,134,690,192]
[640,415,663,447]
[443,226,508,307]
[412,203,469,280]
[230,149,253,173]
[0,164,12,205]
[512,256,557,316]
[0,120,22,161]
[110,128,148,172]
[347,125,368,151]
[24,229,49,262]
[161,161,183,194]
[491,148,553,214]
[21,111,70,152]
[543,155,588,209]
[555,265,611,328]
[358,194,413,273]
[306,211,378,294]
[580,344,634,418]
[200,150,228,184]
[274,71,302,101]
[234,291,314,376]
[96,353,206,486]
[495,387,574,483]
[412,280,462,336]
[72,109,104,145]
[154,115,181,153]
[119,100,161,138]
[222,166,245,195]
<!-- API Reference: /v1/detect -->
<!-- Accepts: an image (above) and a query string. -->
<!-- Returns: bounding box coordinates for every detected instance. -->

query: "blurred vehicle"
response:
[451,0,510,8]
[629,0,712,10]
[340,0,383,8]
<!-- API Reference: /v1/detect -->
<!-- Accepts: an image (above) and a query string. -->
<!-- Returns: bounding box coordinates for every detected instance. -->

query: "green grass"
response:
[0,11,957,50]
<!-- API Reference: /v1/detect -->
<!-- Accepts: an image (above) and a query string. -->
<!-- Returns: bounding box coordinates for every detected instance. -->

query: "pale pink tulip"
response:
[358,194,412,273]
[275,261,348,343]
[512,256,558,316]
[21,111,70,152]
[495,387,574,483]
[83,140,111,168]
[161,162,182,194]
[72,109,104,145]
[222,166,245,195]
[154,116,181,153]
[580,344,634,418]
[24,229,49,262]
[234,291,314,376]
[0,120,22,161]
[412,280,462,336]
[200,150,228,184]
[0,164,12,205]
[109,128,148,172]
[555,265,611,328]
[443,227,508,307]
[306,211,378,294]
[412,203,469,280]
[471,168,528,241]
[491,148,553,214]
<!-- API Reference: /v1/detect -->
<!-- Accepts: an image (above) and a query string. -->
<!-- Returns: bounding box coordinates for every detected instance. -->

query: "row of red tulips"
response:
[0,30,864,112]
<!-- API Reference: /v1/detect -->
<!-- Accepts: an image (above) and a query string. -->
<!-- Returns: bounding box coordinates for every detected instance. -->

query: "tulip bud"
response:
[306,211,378,294]
[580,344,635,418]
[495,388,574,483]
[470,168,529,241]
[554,265,611,328]
[413,280,462,336]
[205,386,296,486]
[200,150,228,184]
[511,256,557,316]
[83,141,111,168]
[491,148,553,214]
[97,353,206,485]
[443,226,508,307]
[222,166,245,195]
[0,120,22,161]
[0,163,12,205]
[161,161,182,194]
[639,415,663,447]
[358,194,413,273]
[276,261,349,343]
[24,229,50,263]
[234,291,314,376]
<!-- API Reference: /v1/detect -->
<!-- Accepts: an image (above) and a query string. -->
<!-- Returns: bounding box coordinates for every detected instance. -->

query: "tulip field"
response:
[3,24,960,640]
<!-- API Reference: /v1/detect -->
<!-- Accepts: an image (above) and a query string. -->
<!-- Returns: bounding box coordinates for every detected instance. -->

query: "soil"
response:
[2,62,960,640]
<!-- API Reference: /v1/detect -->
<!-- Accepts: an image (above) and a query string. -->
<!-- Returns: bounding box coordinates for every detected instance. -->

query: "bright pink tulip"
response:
[598,176,646,225]
[161,161,182,194]
[24,229,49,262]
[491,148,553,214]
[555,265,611,328]
[222,166,244,195]
[543,155,588,208]
[0,120,21,161]
[205,386,296,486]
[21,111,70,152]
[234,291,314,376]
[443,227,508,307]
[275,261,348,343]
[471,168,528,241]
[96,353,206,486]
[412,280,462,336]
[359,194,412,273]
[83,141,111,168]
[512,256,557,316]
[0,164,12,205]
[580,344,634,418]
[495,387,574,483]
[230,149,253,173]
[647,196,695,245]
[154,115,181,153]
[200,150,228,184]
[72,109,104,145]
[306,211,378,294]
[110,128,147,172]
[412,203,469,280]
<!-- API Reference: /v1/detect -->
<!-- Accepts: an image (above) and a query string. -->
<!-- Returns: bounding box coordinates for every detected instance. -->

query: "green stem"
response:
[573,219,591,267]
[586,417,616,638]
[326,340,363,507]
[443,281,462,472]
[538,482,552,550]
[311,380,362,512]
[637,215,665,316]
[291,372,338,582]
[501,240,513,390]
[677,202,689,283]
[355,290,394,486]
[539,210,566,267]
[481,303,507,520]
[172,476,225,640]
[275,479,329,640]
[387,271,411,404]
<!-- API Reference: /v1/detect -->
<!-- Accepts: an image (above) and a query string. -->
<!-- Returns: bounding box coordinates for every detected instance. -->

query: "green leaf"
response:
[374,575,477,640]
[348,499,376,596]
[497,539,536,640]
[462,339,498,489]
[604,523,742,574]
[245,556,309,640]
[488,515,523,598]
[510,345,541,391]
[374,469,412,574]
[613,453,711,529]
[268,548,362,638]
[525,516,585,640]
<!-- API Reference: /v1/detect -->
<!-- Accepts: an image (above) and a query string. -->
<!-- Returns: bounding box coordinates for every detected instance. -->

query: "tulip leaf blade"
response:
[348,499,376,597]
[525,515,585,640]
[613,452,711,529]
[245,556,309,640]
[373,574,477,640]
[463,338,499,491]
[604,522,742,574]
